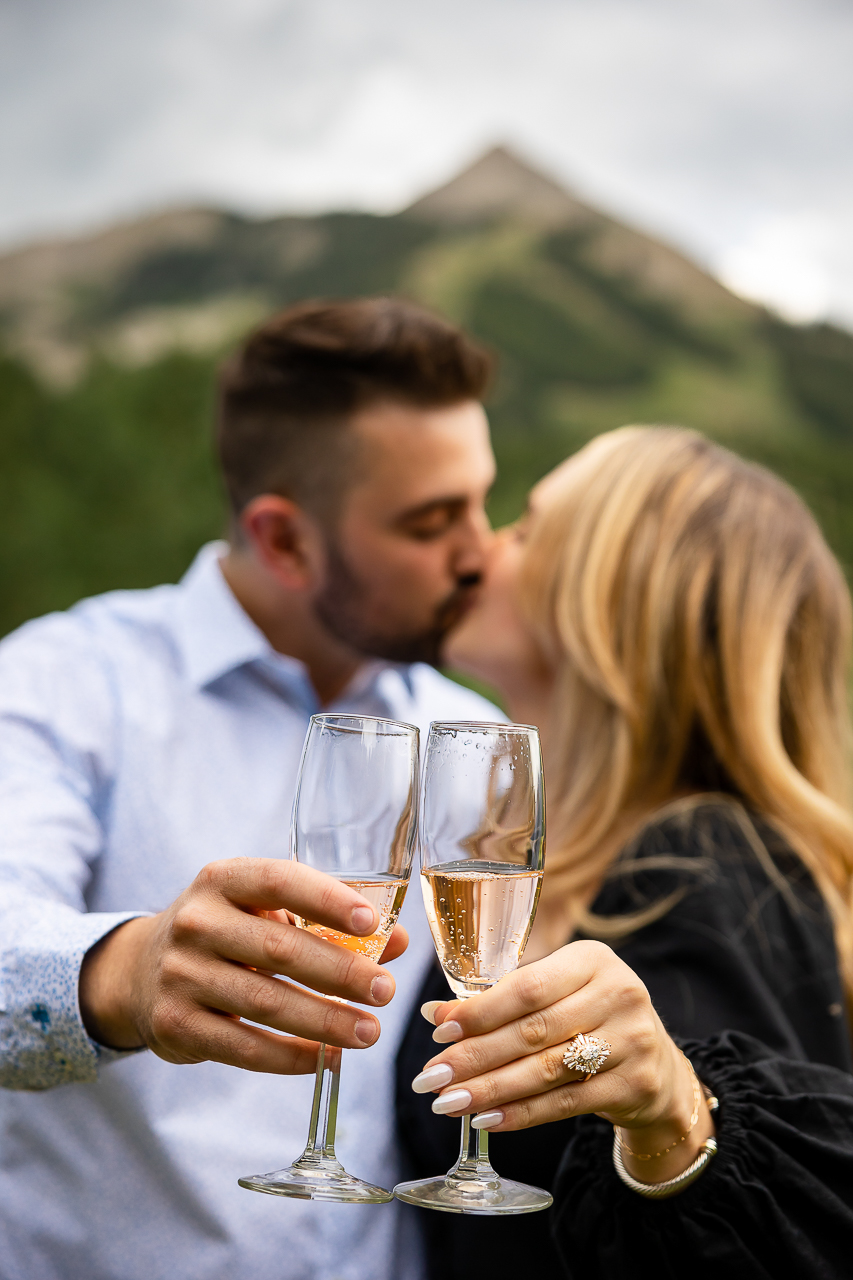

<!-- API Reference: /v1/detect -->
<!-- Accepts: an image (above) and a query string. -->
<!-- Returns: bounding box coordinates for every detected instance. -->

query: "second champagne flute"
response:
[394,720,552,1215]
[239,712,419,1203]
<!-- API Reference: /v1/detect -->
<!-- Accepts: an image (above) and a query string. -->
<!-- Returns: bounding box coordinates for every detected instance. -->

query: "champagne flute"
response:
[239,712,419,1203]
[394,721,551,1215]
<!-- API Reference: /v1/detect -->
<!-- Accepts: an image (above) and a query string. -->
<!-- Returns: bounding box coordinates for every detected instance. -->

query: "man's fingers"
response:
[194,858,380,936]
[187,964,382,1048]
[151,1009,332,1075]
[194,909,396,1005]
[378,924,408,965]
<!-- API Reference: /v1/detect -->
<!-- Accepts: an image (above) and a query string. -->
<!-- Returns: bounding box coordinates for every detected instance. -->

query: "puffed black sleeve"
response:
[552,1030,853,1280]
[552,803,853,1278]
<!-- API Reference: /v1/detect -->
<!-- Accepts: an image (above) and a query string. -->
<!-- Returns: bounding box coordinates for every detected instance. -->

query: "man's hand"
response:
[79,858,408,1074]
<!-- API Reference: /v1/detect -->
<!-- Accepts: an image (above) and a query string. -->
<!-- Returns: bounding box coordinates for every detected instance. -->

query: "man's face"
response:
[313,399,496,665]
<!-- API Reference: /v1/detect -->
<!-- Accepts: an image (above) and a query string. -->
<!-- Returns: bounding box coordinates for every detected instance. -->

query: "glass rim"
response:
[428,719,539,735]
[310,711,419,735]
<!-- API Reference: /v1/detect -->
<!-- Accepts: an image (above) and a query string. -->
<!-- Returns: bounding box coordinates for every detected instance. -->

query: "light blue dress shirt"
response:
[0,542,500,1280]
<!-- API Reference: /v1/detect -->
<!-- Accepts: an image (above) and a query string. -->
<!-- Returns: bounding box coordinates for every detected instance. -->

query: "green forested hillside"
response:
[0,353,221,627]
[2,148,853,637]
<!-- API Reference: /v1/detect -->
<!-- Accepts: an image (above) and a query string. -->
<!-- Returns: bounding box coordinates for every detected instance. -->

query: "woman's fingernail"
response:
[432,1020,464,1044]
[370,974,394,1004]
[420,1000,443,1025]
[471,1110,504,1130]
[351,906,376,934]
[412,1063,454,1093]
[354,1019,379,1046]
[431,1088,472,1115]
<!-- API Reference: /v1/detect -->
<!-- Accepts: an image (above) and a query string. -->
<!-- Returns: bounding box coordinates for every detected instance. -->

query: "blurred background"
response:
[1,0,852,637]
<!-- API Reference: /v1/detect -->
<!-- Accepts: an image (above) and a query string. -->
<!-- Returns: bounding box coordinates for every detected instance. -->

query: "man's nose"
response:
[453,509,493,578]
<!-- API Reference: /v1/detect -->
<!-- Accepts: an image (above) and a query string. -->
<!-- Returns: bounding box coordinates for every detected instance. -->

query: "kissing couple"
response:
[1,297,852,1280]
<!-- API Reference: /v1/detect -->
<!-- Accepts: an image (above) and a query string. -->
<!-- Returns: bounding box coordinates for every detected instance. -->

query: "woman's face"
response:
[443,466,571,707]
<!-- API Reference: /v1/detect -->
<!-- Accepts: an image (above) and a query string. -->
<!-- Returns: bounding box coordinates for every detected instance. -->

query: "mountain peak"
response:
[405,144,591,227]
[405,144,747,325]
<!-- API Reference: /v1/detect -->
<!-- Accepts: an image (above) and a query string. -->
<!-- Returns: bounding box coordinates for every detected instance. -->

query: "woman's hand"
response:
[413,940,715,1184]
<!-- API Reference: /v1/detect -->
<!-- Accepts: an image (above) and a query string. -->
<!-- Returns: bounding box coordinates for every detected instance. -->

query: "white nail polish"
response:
[431,1088,472,1115]
[471,1111,503,1130]
[420,1000,443,1025]
[412,1063,454,1093]
[432,1020,463,1044]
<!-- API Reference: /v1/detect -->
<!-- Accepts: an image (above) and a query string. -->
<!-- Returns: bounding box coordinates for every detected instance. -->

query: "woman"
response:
[396,427,853,1279]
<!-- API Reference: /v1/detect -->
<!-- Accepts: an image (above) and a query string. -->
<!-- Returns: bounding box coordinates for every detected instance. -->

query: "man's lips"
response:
[438,586,481,630]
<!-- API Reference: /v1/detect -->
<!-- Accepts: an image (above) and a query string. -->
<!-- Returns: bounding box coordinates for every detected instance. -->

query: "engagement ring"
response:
[562,1033,612,1079]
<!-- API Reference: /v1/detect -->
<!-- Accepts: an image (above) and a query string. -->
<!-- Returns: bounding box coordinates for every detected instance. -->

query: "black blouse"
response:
[395,800,853,1280]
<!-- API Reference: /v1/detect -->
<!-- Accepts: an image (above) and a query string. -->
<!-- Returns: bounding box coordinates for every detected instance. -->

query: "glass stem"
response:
[446,1114,500,1189]
[297,1043,342,1168]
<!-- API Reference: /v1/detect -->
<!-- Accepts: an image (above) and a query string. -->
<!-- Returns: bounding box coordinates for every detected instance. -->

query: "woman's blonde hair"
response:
[521,426,853,1000]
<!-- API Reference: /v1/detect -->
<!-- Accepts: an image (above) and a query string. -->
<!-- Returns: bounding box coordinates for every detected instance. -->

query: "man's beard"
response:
[314,540,477,667]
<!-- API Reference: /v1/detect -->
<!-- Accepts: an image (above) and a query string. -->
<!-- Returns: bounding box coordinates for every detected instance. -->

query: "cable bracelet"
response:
[612,1069,720,1199]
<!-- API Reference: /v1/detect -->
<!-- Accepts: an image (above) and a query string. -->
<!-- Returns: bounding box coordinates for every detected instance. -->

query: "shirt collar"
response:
[174,542,416,707]
[175,542,277,691]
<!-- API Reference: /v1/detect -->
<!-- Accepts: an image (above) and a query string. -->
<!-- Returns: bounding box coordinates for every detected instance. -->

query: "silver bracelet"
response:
[612,1091,719,1200]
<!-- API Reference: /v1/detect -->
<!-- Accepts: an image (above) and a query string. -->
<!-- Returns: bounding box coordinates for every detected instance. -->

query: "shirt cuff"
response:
[0,905,151,1091]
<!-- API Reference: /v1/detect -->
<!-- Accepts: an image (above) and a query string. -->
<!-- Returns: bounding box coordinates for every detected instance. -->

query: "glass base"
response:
[393,1174,553,1216]
[239,1155,393,1204]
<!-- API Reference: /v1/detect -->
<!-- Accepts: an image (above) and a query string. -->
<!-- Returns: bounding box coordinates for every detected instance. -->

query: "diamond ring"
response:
[562,1033,612,1080]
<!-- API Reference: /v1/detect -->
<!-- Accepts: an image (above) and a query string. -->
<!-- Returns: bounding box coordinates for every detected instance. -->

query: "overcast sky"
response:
[2,0,852,324]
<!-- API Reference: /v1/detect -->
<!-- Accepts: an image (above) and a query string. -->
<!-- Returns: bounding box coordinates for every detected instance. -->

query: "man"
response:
[0,298,500,1280]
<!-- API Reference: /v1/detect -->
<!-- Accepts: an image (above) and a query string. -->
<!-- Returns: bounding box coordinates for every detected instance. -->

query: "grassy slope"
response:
[1,208,853,638]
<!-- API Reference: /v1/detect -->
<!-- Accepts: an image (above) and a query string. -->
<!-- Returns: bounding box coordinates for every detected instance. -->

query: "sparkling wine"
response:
[296,873,408,960]
[421,860,543,996]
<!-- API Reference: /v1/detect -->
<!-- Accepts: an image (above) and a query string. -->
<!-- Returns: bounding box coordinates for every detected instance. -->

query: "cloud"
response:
[1,0,852,322]
[718,210,853,323]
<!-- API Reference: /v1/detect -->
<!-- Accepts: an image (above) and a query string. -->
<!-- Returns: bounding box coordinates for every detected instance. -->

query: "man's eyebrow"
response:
[393,496,467,523]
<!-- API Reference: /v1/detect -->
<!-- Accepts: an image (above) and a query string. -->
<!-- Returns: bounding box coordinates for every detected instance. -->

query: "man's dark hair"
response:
[217,296,493,518]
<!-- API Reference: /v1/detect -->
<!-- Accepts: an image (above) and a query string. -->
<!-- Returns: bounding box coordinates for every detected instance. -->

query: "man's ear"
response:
[238,494,325,591]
